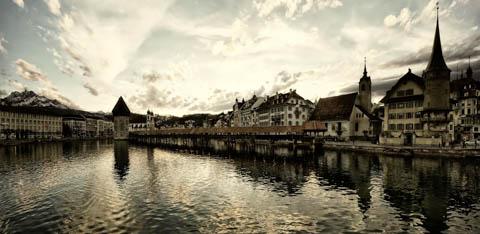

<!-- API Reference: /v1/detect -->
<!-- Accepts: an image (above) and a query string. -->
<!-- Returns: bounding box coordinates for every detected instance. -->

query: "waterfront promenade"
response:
[324,141,480,157]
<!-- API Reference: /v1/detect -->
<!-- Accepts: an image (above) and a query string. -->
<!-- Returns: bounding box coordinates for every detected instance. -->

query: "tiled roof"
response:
[426,16,450,72]
[310,93,357,121]
[257,90,309,110]
[112,97,131,116]
[130,113,147,123]
[380,70,424,103]
[303,120,327,131]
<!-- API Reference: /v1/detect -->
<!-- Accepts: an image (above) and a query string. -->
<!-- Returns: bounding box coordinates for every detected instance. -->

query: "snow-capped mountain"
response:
[0,90,71,109]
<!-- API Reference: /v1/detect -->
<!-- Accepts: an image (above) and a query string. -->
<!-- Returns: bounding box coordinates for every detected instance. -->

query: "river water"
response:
[1,140,480,233]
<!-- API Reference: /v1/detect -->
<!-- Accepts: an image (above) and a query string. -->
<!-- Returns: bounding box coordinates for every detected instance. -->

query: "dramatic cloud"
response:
[39,88,79,109]
[0,37,7,54]
[383,0,470,31]
[15,59,48,82]
[11,0,24,8]
[339,75,400,101]
[1,0,479,114]
[44,0,61,16]
[83,82,98,96]
[270,71,302,93]
[129,85,189,110]
[142,61,191,82]
[54,0,175,86]
[8,80,26,91]
[383,8,415,31]
[382,33,480,68]
[254,0,343,19]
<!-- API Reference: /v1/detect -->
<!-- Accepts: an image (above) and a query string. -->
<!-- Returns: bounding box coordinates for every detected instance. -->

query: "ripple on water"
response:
[2,142,480,233]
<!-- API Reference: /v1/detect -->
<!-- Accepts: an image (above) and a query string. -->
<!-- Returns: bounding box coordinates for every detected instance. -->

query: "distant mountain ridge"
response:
[0,90,71,109]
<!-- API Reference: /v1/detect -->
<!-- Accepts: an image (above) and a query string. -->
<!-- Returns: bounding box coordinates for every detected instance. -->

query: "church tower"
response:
[423,4,451,111]
[422,3,451,143]
[358,57,372,112]
[466,57,473,79]
[112,97,131,140]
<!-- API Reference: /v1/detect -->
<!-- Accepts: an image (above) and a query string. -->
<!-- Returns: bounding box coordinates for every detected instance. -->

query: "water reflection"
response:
[1,142,480,233]
[113,141,129,181]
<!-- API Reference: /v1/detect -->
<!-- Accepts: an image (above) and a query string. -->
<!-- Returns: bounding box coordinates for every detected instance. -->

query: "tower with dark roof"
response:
[358,57,372,112]
[421,3,451,143]
[466,56,473,79]
[423,5,451,112]
[112,96,131,140]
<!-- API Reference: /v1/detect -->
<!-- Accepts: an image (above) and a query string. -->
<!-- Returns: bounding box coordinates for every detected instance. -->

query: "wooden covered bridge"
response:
[129,122,327,155]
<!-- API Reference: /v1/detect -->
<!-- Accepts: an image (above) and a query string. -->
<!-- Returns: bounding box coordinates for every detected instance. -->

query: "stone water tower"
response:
[112,96,131,140]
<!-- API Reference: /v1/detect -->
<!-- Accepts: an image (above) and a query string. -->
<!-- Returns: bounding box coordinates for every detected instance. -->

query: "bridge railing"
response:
[131,125,312,136]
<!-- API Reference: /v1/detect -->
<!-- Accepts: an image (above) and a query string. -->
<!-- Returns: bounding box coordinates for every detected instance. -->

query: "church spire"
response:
[363,57,368,76]
[467,56,473,79]
[426,2,450,72]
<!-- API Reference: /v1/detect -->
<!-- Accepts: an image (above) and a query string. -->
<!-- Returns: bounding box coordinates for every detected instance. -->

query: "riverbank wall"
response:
[0,137,113,146]
[324,142,480,157]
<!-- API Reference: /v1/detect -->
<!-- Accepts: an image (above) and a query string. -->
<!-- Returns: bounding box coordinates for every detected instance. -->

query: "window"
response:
[406,113,413,119]
[389,114,396,119]
[405,89,414,96]
[389,103,396,109]
[397,90,405,97]
[355,123,359,132]
[406,124,413,130]
[288,113,292,118]
[397,113,404,119]
[288,121,292,125]
[406,102,414,108]
[325,123,328,129]
[389,124,396,130]
[415,100,423,107]
[415,123,422,130]
[397,124,404,130]
[415,112,422,118]
[398,103,405,108]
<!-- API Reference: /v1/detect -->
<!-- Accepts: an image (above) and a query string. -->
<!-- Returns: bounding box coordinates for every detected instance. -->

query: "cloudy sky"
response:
[0,0,479,115]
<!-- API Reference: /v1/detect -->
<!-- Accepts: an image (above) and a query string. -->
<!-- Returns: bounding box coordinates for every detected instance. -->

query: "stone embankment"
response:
[324,141,480,157]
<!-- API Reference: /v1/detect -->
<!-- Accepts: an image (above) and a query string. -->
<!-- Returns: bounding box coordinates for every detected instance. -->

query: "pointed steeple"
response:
[426,2,450,72]
[363,57,368,77]
[466,56,473,79]
[112,96,131,116]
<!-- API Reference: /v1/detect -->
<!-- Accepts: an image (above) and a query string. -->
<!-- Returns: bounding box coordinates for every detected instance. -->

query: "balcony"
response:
[420,116,449,122]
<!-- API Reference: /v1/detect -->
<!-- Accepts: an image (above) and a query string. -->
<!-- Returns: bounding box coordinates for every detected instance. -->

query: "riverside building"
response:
[380,10,452,146]
[0,106,63,140]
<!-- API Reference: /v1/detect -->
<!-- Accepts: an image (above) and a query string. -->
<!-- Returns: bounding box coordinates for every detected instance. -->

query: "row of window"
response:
[389,123,422,131]
[355,113,365,118]
[0,112,59,119]
[389,100,422,109]
[396,89,414,97]
[388,112,422,120]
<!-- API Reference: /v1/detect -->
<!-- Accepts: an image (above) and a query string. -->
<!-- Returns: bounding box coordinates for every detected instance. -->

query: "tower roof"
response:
[112,96,131,116]
[426,6,450,72]
[467,56,473,78]
[360,57,371,82]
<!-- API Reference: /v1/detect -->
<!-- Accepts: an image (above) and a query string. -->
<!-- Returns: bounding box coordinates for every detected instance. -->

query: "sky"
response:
[0,0,479,115]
